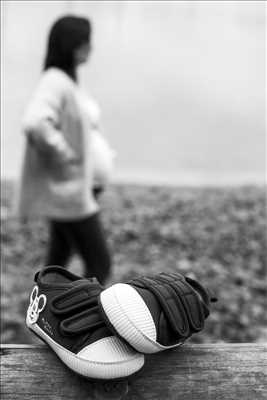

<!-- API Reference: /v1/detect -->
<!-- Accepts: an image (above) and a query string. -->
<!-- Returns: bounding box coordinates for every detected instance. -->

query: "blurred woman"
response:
[17,15,114,284]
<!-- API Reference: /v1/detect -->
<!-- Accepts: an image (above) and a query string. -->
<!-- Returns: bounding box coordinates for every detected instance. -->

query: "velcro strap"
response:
[160,272,217,305]
[51,282,101,315]
[156,275,205,332]
[132,277,190,338]
[60,306,103,335]
[132,273,209,336]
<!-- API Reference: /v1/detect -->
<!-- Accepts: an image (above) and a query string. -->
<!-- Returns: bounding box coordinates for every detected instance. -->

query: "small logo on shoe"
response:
[27,286,47,324]
[41,317,54,336]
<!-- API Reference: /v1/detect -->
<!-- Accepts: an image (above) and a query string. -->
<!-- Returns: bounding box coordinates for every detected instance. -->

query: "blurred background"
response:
[1,1,266,344]
[2,0,266,185]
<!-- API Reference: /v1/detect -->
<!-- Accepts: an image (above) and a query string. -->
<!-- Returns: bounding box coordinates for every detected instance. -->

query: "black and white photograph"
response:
[1,1,266,399]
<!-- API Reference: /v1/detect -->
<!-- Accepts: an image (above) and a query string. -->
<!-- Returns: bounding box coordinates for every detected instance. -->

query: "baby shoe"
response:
[26,266,144,380]
[99,272,217,353]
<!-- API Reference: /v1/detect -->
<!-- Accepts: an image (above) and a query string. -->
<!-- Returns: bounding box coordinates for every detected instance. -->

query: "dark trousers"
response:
[46,213,111,285]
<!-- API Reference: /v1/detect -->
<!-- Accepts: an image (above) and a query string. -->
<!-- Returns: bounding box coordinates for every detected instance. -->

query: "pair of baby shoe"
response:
[26,266,216,380]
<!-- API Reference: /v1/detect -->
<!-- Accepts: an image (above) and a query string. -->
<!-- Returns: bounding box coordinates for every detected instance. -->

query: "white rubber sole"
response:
[26,315,144,380]
[100,283,183,354]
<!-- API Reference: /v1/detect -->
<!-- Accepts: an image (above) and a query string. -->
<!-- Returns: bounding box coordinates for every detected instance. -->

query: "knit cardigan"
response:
[16,68,99,219]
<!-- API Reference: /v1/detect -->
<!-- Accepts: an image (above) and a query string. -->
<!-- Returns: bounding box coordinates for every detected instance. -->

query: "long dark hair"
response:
[44,15,91,81]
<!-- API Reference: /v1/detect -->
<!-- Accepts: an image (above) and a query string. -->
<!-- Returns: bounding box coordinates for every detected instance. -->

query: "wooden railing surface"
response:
[1,344,266,399]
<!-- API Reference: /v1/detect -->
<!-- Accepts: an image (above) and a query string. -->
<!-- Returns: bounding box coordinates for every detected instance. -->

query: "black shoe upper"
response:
[127,272,217,346]
[29,266,112,353]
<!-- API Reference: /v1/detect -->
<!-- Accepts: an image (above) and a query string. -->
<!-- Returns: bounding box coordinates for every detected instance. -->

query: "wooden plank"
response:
[1,344,266,400]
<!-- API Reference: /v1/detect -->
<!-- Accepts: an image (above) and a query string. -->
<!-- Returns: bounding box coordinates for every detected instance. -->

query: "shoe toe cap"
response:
[77,336,140,363]
[76,336,144,378]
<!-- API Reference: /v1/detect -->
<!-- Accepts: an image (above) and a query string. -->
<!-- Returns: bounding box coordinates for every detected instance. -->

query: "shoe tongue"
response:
[38,266,100,287]
[38,267,76,285]
[69,277,101,288]
[69,279,89,287]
